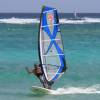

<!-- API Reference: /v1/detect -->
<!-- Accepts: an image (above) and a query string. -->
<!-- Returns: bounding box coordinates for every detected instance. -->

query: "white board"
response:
[31,86,51,95]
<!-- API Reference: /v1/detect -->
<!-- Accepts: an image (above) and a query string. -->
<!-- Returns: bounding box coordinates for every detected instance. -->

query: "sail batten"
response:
[42,39,61,42]
[38,6,67,82]
[43,9,57,13]
[42,54,64,57]
[42,24,59,28]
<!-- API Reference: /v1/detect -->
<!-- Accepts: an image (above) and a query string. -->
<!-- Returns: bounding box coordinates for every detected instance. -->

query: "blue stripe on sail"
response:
[44,25,58,55]
[43,7,57,13]
[49,44,65,81]
[41,6,65,82]
[42,13,47,27]
[52,38,65,81]
[44,6,54,11]
[52,55,65,81]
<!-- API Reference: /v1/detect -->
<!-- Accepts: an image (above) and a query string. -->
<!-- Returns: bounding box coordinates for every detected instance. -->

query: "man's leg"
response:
[38,75,52,89]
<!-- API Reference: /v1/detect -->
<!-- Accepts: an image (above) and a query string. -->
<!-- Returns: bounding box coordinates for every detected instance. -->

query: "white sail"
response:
[38,6,67,82]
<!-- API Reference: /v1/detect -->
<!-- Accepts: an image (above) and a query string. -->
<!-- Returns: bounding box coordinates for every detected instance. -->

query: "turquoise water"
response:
[0,22,100,100]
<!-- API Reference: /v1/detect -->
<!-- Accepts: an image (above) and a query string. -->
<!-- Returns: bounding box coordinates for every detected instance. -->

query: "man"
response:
[25,64,53,89]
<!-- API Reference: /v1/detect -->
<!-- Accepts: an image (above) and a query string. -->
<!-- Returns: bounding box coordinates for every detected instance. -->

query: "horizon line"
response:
[0,12,100,14]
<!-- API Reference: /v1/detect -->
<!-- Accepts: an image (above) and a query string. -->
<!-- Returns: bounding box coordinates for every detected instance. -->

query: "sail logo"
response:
[48,13,53,21]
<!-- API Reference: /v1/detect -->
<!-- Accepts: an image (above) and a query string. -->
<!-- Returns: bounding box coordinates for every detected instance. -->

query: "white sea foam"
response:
[60,17,100,24]
[50,84,100,95]
[0,17,100,24]
[0,17,39,24]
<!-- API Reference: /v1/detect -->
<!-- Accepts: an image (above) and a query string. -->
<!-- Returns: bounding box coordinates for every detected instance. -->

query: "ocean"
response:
[0,13,100,100]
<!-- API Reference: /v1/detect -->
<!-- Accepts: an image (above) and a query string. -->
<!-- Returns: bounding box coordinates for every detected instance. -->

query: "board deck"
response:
[31,86,52,95]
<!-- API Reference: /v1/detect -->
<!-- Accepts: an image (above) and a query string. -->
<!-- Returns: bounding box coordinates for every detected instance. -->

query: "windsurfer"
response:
[25,64,54,89]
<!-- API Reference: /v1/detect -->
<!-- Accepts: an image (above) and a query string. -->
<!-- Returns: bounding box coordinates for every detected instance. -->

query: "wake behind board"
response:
[32,86,51,95]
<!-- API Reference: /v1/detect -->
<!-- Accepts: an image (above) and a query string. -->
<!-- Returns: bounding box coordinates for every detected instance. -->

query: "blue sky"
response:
[0,0,100,13]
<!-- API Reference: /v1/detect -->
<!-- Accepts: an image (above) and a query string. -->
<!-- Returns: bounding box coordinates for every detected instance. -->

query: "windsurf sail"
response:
[38,6,67,83]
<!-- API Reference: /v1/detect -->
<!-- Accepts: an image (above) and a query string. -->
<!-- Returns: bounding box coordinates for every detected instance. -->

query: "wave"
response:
[0,17,39,24]
[0,17,100,24]
[50,84,100,95]
[60,17,100,24]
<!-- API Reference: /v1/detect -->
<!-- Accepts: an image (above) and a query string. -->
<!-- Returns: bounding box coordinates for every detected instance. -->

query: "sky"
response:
[0,0,100,13]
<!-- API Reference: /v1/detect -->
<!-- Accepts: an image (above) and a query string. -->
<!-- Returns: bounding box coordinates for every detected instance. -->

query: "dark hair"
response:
[39,64,41,67]
[34,64,37,68]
